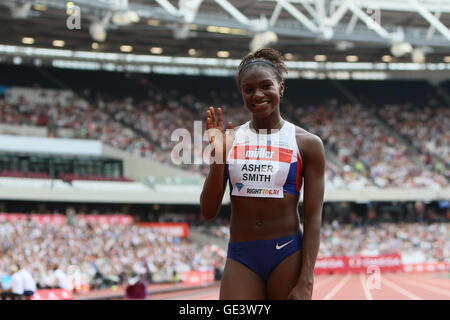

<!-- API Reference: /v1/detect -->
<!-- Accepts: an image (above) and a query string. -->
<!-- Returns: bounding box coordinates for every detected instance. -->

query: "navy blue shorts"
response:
[227,233,303,281]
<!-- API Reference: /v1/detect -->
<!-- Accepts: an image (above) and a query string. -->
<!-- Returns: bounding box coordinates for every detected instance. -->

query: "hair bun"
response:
[236,47,288,87]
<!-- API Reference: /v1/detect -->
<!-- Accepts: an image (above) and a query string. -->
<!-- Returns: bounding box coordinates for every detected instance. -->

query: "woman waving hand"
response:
[200,48,325,300]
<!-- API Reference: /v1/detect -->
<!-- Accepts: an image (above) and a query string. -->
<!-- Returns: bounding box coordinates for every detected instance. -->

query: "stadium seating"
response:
[0,170,50,179]
[0,68,447,208]
[1,77,448,189]
[0,217,225,292]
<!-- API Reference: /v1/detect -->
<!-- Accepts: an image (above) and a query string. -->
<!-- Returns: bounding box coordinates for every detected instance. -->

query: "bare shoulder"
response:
[294,125,325,163]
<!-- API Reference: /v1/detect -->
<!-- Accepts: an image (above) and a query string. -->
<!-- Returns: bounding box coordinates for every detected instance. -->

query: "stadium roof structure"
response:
[0,0,449,78]
[1,0,450,61]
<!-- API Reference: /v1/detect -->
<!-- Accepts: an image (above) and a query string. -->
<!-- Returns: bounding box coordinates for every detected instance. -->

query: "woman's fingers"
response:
[210,106,217,127]
[225,122,234,136]
[206,109,217,143]
[206,110,212,130]
[207,107,229,144]
[217,107,223,129]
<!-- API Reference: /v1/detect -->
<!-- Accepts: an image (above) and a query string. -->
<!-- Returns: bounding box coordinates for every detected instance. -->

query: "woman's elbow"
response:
[200,192,221,220]
[200,203,218,221]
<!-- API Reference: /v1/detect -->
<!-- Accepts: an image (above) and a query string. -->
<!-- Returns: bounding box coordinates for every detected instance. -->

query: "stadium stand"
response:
[0,215,225,294]
[0,64,448,300]
[0,64,448,191]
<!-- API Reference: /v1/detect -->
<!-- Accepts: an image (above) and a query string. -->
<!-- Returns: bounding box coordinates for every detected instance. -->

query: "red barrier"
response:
[31,289,74,300]
[137,222,189,238]
[0,213,27,222]
[30,214,66,224]
[76,214,133,225]
[403,262,450,273]
[179,271,214,285]
[0,213,66,224]
[0,213,133,225]
[314,254,403,274]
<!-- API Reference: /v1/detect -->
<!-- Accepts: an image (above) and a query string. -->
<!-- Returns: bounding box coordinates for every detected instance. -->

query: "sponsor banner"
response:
[76,214,133,225]
[0,213,133,225]
[179,271,214,285]
[315,257,348,274]
[137,222,189,238]
[0,213,66,224]
[30,214,66,224]
[314,254,403,274]
[0,213,28,222]
[403,262,450,273]
[31,289,74,300]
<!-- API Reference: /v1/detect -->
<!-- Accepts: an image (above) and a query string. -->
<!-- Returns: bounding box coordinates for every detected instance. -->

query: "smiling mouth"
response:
[252,101,271,108]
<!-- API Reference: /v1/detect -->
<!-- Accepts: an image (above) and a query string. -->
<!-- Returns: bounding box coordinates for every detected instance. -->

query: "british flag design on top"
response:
[226,120,303,198]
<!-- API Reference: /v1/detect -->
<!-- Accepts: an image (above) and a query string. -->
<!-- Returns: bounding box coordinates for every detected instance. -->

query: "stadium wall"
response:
[101,144,203,180]
[0,178,447,204]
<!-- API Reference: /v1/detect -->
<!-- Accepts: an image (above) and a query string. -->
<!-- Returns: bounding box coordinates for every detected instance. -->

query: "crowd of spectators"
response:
[319,220,448,261]
[284,100,448,189]
[209,220,449,263]
[95,89,376,188]
[1,212,448,299]
[0,217,226,296]
[0,96,152,160]
[377,103,449,171]
[0,83,448,189]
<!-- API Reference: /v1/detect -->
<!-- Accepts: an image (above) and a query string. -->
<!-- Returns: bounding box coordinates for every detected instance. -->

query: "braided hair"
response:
[236,48,288,88]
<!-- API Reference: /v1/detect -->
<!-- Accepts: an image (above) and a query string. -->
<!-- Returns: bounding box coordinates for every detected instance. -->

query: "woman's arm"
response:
[200,107,234,220]
[200,164,228,220]
[289,133,325,300]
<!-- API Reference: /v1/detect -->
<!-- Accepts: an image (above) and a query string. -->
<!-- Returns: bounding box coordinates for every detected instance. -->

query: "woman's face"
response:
[240,66,284,119]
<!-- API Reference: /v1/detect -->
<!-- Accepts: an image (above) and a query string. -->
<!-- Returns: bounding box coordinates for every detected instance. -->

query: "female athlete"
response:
[200,48,325,300]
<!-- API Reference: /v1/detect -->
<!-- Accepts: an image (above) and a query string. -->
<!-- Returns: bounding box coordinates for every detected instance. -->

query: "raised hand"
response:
[206,106,234,164]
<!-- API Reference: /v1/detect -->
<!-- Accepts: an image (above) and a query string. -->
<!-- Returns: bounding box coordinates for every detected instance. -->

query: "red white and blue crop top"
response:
[226,120,303,198]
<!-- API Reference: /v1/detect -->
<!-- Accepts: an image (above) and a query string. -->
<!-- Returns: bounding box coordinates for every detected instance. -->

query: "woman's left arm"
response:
[288,133,325,300]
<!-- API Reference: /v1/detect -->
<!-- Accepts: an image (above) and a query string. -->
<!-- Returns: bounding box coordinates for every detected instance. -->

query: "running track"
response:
[150,273,450,300]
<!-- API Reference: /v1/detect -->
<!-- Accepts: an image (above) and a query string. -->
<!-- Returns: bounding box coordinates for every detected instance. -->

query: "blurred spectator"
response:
[0,269,12,300]
[51,264,69,290]
[125,273,147,300]
[9,264,23,300]
[19,265,36,300]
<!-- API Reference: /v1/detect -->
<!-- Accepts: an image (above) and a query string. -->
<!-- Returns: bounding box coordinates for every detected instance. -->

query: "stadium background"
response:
[0,0,448,300]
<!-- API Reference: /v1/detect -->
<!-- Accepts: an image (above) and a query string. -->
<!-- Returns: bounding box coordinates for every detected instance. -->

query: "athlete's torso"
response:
[225,120,304,242]
[226,120,303,199]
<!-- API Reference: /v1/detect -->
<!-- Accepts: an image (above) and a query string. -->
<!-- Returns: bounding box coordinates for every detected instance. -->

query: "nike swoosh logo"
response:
[276,239,294,250]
